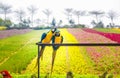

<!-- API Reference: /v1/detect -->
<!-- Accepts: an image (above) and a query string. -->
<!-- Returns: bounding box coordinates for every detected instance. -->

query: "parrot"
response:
[51,30,63,74]
[0,70,12,78]
[34,28,57,68]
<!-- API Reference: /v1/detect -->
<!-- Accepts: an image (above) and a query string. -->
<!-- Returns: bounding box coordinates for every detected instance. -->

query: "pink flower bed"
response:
[67,28,116,43]
[67,28,120,74]
[0,29,32,39]
[82,28,120,43]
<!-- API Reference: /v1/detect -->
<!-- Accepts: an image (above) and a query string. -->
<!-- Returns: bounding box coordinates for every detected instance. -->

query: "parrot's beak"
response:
[51,28,57,33]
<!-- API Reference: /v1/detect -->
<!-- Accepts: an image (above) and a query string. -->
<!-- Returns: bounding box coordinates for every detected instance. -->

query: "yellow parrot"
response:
[51,30,63,74]
[34,28,56,68]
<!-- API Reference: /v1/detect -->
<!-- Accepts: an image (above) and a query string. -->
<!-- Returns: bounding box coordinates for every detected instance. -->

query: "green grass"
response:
[94,28,120,34]
[0,30,48,73]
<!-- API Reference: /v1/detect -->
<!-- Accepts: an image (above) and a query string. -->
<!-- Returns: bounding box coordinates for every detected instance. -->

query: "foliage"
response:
[0,2,12,20]
[14,9,25,22]
[51,18,56,27]
[32,26,51,30]
[4,19,12,28]
[64,8,73,21]
[0,26,7,30]
[69,19,75,26]
[74,24,85,28]
[42,9,52,26]
[89,10,104,24]
[18,19,30,29]
[94,21,104,28]
[107,10,118,24]
[11,19,30,29]
[0,30,45,73]
[58,20,63,27]
[91,20,104,28]
[73,10,86,24]
[0,18,4,26]
[27,5,38,27]
[0,18,12,28]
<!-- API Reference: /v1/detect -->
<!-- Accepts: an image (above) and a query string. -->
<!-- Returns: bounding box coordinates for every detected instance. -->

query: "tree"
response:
[0,17,12,28]
[35,18,41,25]
[73,10,86,24]
[89,10,104,23]
[91,20,97,26]
[51,18,56,27]
[4,19,12,28]
[64,8,73,23]
[14,9,25,23]
[107,10,118,26]
[91,20,104,28]
[0,18,4,25]
[27,5,38,27]
[69,19,75,26]
[0,3,12,25]
[14,9,26,28]
[57,20,62,27]
[43,9,52,26]
[21,19,30,28]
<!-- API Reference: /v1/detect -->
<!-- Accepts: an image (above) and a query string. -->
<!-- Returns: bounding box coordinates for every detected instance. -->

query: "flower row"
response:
[82,28,120,43]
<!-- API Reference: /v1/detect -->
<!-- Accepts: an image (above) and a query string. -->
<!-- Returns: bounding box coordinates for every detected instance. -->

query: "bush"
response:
[74,24,85,28]
[0,26,7,30]
[32,26,51,30]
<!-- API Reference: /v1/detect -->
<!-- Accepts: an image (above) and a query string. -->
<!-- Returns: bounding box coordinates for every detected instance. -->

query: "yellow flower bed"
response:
[25,29,89,74]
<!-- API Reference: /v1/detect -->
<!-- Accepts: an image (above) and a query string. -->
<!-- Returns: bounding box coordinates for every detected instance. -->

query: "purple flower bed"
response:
[0,29,32,39]
[82,28,120,43]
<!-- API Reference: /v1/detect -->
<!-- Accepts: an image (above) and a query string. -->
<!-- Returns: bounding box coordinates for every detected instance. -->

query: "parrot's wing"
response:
[52,36,55,43]
[51,50,57,74]
[40,33,46,42]
[61,36,63,43]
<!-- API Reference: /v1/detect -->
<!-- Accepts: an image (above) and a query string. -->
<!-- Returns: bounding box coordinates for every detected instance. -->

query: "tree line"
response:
[0,2,120,29]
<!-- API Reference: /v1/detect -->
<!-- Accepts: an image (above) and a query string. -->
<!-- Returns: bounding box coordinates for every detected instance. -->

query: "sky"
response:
[0,0,120,27]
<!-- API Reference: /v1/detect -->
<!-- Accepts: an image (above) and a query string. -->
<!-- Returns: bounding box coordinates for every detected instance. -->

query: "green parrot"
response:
[51,30,63,74]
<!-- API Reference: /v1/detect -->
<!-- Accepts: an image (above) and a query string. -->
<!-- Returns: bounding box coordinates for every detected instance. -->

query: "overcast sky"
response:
[0,0,120,26]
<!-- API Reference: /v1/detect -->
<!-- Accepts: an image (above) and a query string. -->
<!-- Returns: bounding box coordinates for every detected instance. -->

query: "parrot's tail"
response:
[34,47,45,69]
[41,54,43,61]
[51,50,57,74]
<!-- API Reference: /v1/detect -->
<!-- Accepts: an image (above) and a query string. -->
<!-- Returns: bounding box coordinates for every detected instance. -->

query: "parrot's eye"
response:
[55,33,60,36]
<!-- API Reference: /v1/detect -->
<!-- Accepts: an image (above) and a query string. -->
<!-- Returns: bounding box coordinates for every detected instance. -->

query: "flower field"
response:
[82,28,120,43]
[0,29,32,39]
[68,28,120,76]
[0,28,120,78]
[25,29,92,76]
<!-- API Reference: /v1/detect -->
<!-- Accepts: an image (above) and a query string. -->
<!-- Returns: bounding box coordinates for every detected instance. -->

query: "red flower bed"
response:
[82,28,120,43]
[0,29,32,39]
